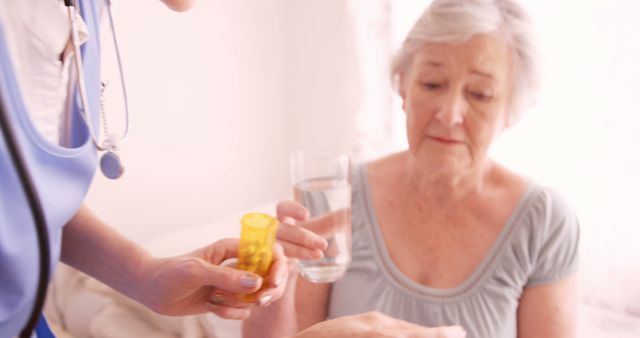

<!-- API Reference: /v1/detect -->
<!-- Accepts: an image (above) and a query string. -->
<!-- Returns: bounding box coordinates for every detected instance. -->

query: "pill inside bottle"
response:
[237,212,279,302]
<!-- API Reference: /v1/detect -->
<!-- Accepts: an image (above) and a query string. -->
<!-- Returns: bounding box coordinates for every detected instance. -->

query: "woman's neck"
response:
[403,152,495,208]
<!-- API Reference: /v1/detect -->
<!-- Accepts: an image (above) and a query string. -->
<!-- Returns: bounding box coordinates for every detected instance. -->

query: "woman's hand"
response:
[241,201,331,338]
[276,200,328,260]
[292,312,467,338]
[135,238,289,320]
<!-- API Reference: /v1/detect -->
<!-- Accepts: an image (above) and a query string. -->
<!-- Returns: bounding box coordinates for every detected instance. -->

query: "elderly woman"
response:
[245,0,579,338]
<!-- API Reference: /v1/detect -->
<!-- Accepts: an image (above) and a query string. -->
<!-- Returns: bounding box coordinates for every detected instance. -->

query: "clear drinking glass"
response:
[290,150,351,283]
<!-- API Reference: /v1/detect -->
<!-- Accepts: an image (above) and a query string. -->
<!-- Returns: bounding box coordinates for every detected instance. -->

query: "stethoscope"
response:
[0,1,129,337]
[67,0,130,179]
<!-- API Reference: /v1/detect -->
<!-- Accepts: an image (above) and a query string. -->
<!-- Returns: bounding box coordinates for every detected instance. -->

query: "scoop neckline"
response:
[357,163,539,302]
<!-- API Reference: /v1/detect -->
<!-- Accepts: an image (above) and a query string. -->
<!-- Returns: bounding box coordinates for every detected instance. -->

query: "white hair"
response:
[391,0,540,124]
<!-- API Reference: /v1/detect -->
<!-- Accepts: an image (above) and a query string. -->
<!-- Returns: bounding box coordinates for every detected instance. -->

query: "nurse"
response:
[0,0,463,337]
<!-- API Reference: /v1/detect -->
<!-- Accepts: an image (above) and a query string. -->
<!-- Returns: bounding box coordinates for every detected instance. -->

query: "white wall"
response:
[86,0,358,242]
[86,0,289,241]
[283,0,355,156]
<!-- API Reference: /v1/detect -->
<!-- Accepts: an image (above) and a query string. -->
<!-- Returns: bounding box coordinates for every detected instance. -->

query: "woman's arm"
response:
[243,200,331,338]
[242,264,332,338]
[517,273,578,338]
[295,275,332,331]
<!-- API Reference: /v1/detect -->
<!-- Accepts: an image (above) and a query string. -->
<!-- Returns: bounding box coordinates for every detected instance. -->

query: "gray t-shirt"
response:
[328,164,579,338]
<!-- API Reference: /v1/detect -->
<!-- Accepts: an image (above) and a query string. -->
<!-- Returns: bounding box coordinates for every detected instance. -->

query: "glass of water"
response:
[290,150,351,283]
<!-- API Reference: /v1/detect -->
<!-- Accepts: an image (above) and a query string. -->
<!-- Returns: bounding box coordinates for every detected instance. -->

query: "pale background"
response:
[87,0,358,241]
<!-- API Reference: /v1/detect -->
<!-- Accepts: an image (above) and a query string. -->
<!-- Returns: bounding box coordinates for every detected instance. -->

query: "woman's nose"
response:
[435,92,465,126]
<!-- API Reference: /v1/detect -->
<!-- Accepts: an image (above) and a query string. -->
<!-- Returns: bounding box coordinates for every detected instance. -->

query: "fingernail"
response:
[318,239,328,250]
[312,249,325,260]
[240,274,260,288]
[297,209,308,219]
[274,275,284,287]
[210,294,225,304]
[258,294,273,306]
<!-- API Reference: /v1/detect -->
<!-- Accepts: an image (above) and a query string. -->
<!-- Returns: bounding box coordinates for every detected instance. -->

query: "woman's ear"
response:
[500,109,516,130]
[398,72,408,112]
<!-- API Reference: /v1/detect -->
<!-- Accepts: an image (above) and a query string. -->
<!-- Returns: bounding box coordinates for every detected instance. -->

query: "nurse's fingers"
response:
[193,238,268,293]
[198,238,241,264]
[205,303,252,320]
[198,260,263,294]
[267,243,289,288]
[246,243,289,307]
[207,290,253,309]
[196,234,299,301]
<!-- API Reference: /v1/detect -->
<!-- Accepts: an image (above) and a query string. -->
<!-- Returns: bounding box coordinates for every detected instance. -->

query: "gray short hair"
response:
[391,0,540,123]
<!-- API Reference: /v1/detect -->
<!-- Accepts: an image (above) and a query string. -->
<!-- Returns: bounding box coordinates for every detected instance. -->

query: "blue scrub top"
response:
[0,0,101,336]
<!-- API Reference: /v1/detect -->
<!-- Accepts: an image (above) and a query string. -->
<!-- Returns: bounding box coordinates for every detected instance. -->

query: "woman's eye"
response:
[470,91,493,101]
[422,82,442,90]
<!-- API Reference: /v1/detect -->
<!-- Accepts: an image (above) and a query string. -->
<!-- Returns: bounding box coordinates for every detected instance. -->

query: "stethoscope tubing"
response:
[69,0,130,152]
[0,87,51,338]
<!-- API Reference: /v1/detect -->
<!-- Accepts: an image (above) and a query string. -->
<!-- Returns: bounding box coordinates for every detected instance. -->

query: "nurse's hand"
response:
[293,312,467,338]
[135,238,289,320]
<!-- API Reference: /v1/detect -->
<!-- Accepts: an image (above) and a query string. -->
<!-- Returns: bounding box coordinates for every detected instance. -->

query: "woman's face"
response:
[401,34,513,174]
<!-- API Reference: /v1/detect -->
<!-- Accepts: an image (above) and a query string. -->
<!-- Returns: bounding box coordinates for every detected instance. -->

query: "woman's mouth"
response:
[428,136,463,145]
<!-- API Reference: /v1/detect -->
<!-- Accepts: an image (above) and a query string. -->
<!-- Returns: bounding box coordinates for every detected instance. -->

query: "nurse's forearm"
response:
[60,204,152,302]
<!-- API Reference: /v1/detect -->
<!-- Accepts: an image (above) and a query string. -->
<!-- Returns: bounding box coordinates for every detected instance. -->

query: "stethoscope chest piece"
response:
[68,0,130,180]
[100,151,124,179]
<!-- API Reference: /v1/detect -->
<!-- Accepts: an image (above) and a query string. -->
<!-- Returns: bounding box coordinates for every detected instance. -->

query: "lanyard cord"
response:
[0,95,51,338]
[68,2,105,150]
[68,0,130,151]
[104,0,130,144]
[68,0,128,180]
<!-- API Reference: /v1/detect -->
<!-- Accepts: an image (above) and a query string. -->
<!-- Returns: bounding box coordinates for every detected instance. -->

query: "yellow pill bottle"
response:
[237,212,279,302]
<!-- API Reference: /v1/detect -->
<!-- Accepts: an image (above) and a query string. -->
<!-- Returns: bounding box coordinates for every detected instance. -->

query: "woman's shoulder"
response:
[519,182,580,285]
[496,174,580,286]
[481,164,580,287]
[491,162,576,221]
[519,180,577,227]
[360,152,408,183]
